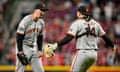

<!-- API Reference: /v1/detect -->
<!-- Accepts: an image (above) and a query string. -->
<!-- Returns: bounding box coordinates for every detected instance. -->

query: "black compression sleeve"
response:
[58,35,74,47]
[16,33,24,51]
[37,35,43,51]
[101,35,114,48]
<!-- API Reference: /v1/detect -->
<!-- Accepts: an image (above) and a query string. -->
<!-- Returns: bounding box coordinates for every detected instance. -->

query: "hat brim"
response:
[40,8,49,11]
[81,12,90,16]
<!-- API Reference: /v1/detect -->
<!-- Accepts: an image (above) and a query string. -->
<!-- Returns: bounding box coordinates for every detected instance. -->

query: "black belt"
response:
[25,44,34,48]
[77,49,98,51]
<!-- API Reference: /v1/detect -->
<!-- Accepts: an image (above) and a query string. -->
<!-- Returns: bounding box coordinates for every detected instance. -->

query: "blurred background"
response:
[0,0,120,72]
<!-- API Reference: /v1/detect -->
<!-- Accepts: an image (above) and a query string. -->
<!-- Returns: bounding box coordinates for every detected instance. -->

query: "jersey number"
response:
[85,26,96,37]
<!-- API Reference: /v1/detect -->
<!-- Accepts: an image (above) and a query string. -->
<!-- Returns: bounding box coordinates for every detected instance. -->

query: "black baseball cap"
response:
[77,6,90,16]
[34,3,49,11]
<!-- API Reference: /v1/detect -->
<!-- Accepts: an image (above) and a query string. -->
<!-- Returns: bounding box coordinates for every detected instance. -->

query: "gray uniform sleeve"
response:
[17,16,29,34]
[67,21,79,37]
[39,19,45,35]
[97,23,106,36]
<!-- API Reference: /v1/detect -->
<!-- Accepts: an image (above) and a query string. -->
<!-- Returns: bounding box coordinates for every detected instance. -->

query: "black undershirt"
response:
[101,35,114,48]
[58,34,74,47]
[16,33,24,51]
[57,34,114,49]
[16,33,43,52]
[37,35,43,51]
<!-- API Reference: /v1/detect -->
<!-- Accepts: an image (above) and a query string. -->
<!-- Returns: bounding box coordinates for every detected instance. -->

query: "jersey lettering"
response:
[26,28,41,34]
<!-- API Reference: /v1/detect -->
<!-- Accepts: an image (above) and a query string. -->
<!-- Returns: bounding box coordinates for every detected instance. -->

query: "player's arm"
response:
[57,21,78,47]
[37,34,44,57]
[52,21,78,50]
[37,19,45,51]
[16,16,28,52]
[51,33,74,50]
[101,35,114,48]
[97,22,114,48]
[16,33,29,65]
[37,34,43,51]
[57,34,74,47]
[44,34,74,52]
[37,20,45,57]
[16,33,25,51]
[101,35,117,53]
[16,16,29,65]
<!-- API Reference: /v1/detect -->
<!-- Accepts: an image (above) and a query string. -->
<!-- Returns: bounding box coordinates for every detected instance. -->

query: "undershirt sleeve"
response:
[58,34,74,47]
[37,35,43,51]
[101,35,114,48]
[16,33,25,51]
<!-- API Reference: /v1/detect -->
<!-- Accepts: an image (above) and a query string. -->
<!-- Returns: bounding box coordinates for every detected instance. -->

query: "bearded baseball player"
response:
[15,3,48,72]
[48,6,116,72]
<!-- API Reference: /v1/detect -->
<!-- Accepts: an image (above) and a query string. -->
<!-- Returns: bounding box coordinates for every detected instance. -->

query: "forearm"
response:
[37,35,43,51]
[16,33,24,51]
[101,35,114,48]
[58,35,74,47]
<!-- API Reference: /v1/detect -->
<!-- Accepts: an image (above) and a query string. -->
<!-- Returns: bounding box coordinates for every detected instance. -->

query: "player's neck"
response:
[32,13,39,22]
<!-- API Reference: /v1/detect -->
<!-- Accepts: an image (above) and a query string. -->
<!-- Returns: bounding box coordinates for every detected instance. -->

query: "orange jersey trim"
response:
[16,32,24,35]
[70,51,78,71]
[16,60,21,72]
[99,33,106,37]
[67,33,75,38]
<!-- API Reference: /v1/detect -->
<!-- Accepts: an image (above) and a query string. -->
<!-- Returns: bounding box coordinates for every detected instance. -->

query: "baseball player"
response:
[15,3,48,72]
[51,6,115,72]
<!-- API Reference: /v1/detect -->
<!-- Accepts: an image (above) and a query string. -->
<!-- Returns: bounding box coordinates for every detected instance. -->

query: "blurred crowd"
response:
[0,0,120,66]
[0,0,9,64]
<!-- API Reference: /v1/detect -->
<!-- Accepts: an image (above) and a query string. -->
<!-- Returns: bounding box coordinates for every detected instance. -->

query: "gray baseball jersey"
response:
[17,15,45,46]
[16,15,45,72]
[67,19,105,50]
[67,18,105,72]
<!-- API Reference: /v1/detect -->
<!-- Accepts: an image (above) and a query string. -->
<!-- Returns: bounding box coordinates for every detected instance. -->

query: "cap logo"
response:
[42,3,45,7]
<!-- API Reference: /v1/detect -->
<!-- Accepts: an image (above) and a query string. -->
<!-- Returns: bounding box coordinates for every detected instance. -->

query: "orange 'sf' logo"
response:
[42,3,45,7]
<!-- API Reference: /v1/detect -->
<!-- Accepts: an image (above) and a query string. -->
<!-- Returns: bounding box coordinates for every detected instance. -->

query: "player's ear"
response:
[77,11,80,17]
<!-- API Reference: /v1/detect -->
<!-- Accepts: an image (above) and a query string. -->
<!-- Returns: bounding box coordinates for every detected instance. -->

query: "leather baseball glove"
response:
[17,52,29,65]
[44,43,55,58]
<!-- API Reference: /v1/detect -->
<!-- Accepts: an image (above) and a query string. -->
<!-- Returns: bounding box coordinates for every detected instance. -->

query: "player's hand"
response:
[52,43,58,50]
[38,51,43,57]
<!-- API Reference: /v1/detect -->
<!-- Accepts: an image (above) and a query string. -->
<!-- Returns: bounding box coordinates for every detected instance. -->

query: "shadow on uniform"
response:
[79,58,95,72]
